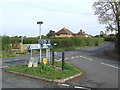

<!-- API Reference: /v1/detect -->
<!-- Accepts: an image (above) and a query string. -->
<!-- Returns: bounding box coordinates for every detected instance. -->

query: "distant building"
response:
[55,27,73,37]
[55,27,92,38]
[73,29,92,37]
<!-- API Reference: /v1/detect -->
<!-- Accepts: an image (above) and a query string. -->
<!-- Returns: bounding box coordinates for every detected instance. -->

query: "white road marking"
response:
[3,60,12,62]
[70,52,77,54]
[74,86,84,88]
[0,66,8,69]
[65,58,68,60]
[75,56,79,58]
[80,56,93,61]
[101,62,120,69]
[74,86,91,90]
[71,57,74,59]
[14,59,20,60]
[58,84,69,87]
[59,58,62,60]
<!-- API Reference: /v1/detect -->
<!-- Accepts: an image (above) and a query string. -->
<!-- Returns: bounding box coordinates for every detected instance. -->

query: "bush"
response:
[104,36,116,42]
[2,36,11,53]
[50,37,104,49]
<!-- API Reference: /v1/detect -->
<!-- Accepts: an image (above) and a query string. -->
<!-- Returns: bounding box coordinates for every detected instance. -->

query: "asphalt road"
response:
[1,42,119,89]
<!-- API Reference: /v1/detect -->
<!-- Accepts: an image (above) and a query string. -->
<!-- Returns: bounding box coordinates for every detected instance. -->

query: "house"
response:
[73,29,91,37]
[55,27,92,38]
[55,27,73,37]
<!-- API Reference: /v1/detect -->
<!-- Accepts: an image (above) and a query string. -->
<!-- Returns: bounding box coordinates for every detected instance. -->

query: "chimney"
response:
[80,29,82,32]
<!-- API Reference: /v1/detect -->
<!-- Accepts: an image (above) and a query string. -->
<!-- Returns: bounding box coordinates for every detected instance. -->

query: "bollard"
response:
[52,51,54,66]
[62,52,65,70]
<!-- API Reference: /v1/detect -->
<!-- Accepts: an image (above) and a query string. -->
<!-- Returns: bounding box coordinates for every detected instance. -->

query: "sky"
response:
[0,0,107,37]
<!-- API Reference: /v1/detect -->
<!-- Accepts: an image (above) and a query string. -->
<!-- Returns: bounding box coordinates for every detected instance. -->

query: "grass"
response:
[6,61,81,80]
[52,46,89,51]
[1,53,27,58]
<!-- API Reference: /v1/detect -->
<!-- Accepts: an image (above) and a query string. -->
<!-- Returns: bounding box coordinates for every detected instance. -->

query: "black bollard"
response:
[62,52,65,70]
[52,51,54,66]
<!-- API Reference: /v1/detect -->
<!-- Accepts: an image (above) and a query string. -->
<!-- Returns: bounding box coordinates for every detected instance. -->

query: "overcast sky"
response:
[0,0,107,37]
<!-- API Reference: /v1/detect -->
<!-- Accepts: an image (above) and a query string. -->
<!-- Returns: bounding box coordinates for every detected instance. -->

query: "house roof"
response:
[77,29,86,35]
[56,27,73,34]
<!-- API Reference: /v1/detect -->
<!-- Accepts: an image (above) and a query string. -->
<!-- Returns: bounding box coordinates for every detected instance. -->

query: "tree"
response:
[93,0,120,54]
[93,0,120,33]
[100,31,105,37]
[46,30,55,38]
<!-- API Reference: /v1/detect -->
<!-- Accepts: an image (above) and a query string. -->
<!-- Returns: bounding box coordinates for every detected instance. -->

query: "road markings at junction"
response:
[58,83,91,89]
[74,86,91,90]
[0,66,8,69]
[71,57,74,59]
[101,62,120,69]
[65,58,68,60]
[58,83,69,87]
[80,56,93,61]
[75,56,79,58]
[2,60,12,62]
[14,59,20,60]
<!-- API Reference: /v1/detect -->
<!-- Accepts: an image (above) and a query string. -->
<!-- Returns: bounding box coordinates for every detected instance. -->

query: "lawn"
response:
[6,61,81,80]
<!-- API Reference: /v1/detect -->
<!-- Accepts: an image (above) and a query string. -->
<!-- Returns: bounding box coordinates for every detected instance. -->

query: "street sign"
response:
[47,44,53,49]
[38,39,50,44]
[41,44,48,49]
[28,43,52,50]
[41,44,52,49]
[28,44,41,50]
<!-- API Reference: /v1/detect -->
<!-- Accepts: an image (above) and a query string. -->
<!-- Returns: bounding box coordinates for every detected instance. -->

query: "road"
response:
[1,42,119,89]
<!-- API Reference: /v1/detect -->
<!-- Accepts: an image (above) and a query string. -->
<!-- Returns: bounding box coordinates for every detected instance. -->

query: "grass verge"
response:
[52,46,89,51]
[6,61,81,80]
[1,53,28,58]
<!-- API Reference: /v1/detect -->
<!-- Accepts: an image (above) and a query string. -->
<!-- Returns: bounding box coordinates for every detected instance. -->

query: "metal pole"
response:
[31,49,32,58]
[48,49,50,62]
[39,24,41,63]
[46,48,48,58]
[37,21,43,63]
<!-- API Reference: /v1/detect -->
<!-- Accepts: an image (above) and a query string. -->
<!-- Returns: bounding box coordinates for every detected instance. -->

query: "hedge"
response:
[1,36,104,53]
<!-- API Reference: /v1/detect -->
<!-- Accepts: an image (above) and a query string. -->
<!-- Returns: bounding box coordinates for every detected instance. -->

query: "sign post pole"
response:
[49,49,50,62]
[31,49,32,58]
[37,21,43,63]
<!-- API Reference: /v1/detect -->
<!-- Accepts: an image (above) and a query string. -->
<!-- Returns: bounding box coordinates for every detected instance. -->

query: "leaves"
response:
[93,0,120,32]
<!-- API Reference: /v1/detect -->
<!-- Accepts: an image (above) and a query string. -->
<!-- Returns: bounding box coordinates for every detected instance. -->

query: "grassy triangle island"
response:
[5,61,82,83]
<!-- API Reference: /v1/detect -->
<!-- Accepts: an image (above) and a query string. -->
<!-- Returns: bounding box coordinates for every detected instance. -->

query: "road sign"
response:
[41,44,48,49]
[28,44,41,50]
[38,39,50,44]
[47,44,53,49]
[43,58,48,65]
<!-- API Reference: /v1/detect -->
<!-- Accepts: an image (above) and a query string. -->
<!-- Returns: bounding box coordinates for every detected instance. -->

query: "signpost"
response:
[28,39,52,67]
